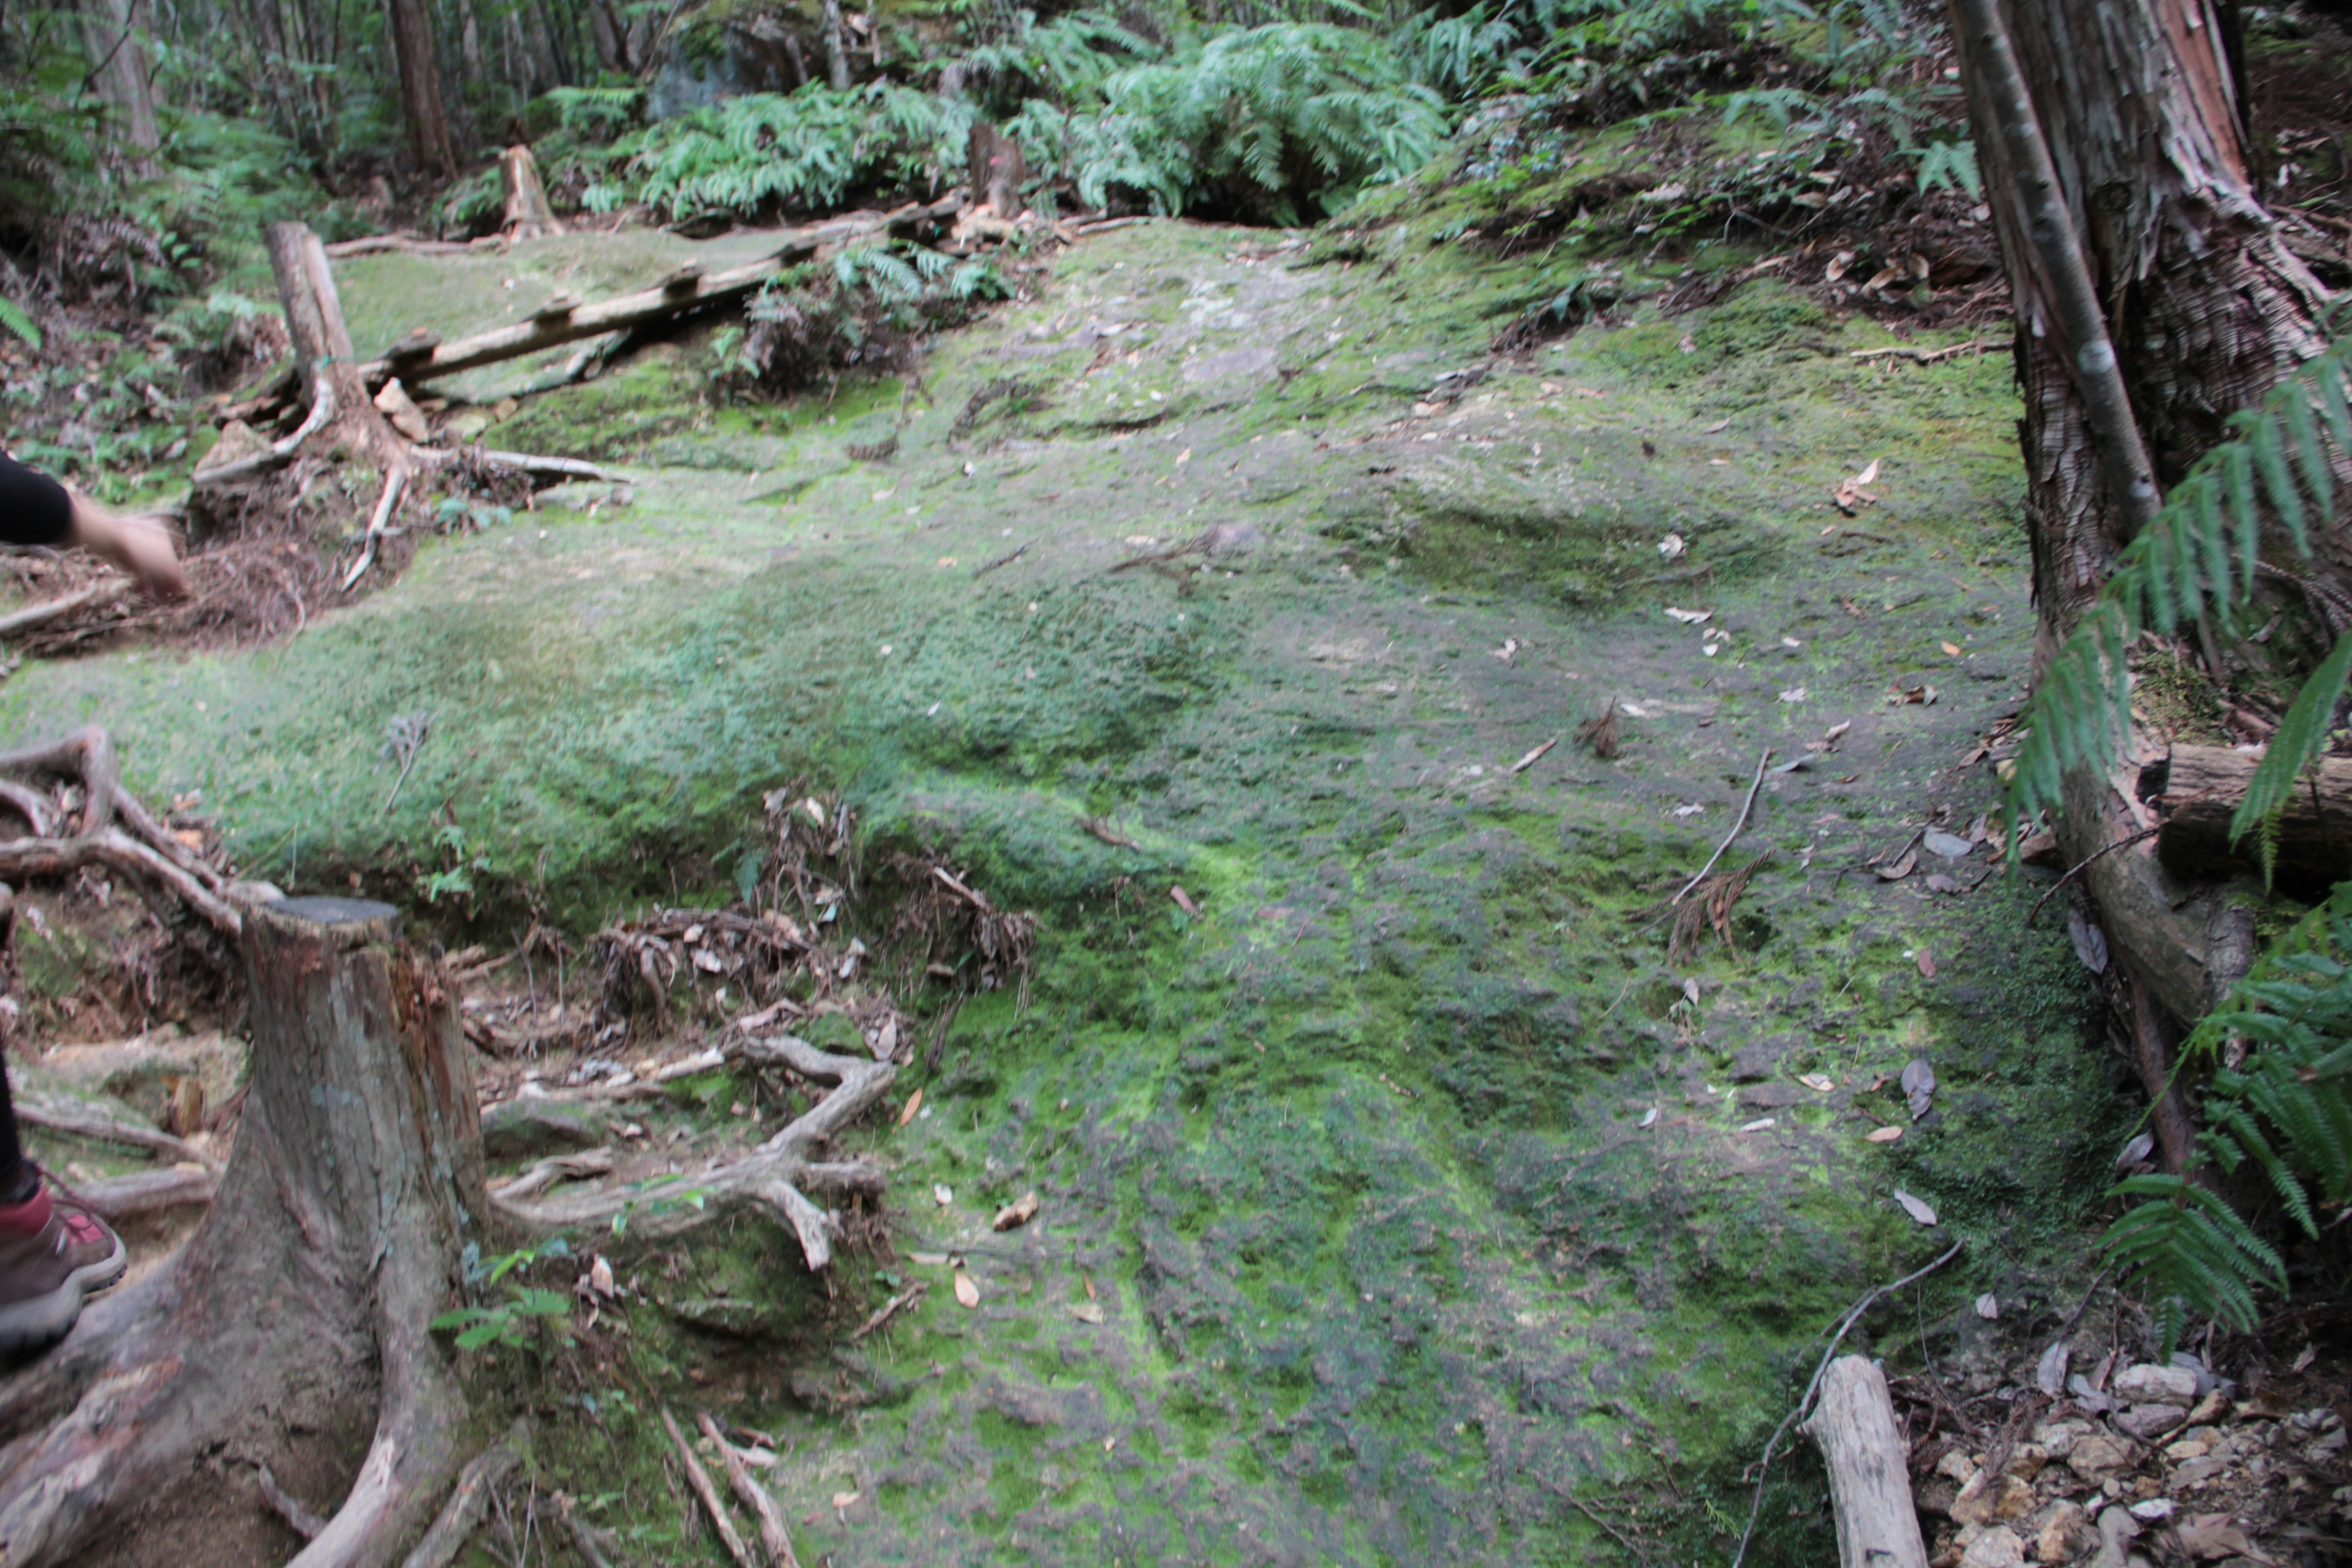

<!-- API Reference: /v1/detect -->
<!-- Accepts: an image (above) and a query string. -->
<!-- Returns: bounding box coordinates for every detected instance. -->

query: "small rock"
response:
[480,1098,603,1161]
[2310,1425,2348,1456]
[2113,1403,2189,1442]
[2086,1507,2140,1568]
[2113,1363,2199,1405]
[2067,1434,2133,1478]
[193,418,268,475]
[2163,1436,2211,1461]
[2033,1419,2092,1458]
[2168,1455,2225,1488]
[1939,1450,1981,1483]
[2006,1443,2050,1482]
[2030,1499,2090,1565]
[2126,1498,2174,1523]
[1959,1525,2025,1568]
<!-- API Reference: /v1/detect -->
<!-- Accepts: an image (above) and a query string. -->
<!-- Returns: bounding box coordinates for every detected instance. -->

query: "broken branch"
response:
[696,1411,801,1568]
[660,1406,755,1568]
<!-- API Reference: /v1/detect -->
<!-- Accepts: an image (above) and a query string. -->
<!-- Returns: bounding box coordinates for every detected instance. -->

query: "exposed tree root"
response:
[13,1090,221,1175]
[0,726,241,935]
[492,1034,893,1272]
[396,1423,524,1568]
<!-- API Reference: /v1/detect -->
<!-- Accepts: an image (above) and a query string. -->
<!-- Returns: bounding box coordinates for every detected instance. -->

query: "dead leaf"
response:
[898,1088,924,1126]
[1066,1299,1105,1324]
[1875,847,1919,881]
[2067,908,2109,974]
[2174,1514,2271,1563]
[1639,1107,1660,1128]
[1702,417,1731,433]
[1834,458,1883,514]
[831,1490,861,1510]
[1894,1188,1939,1226]
[1084,1273,1098,1301]
[1657,533,1686,559]
[1740,1117,1776,1133]
[1924,829,1972,859]
[2291,1343,2317,1373]
[992,1191,1041,1231]
[1862,265,1903,292]
[1799,1072,1835,1093]
[1825,250,1855,282]
[1923,873,1960,894]
[1940,640,1963,656]
[1865,1126,1904,1143]
[1975,1293,2000,1320]
[1901,1058,1937,1120]
[953,1270,980,1308]
[1665,606,1713,625]
[1169,885,1199,915]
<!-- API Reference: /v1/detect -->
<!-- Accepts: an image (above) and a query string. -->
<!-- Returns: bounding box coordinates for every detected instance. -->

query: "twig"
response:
[1079,815,1140,850]
[0,581,129,638]
[2025,826,2161,925]
[1673,748,1773,905]
[661,1406,755,1568]
[698,1411,802,1568]
[1729,1238,1967,1568]
[973,541,1030,578]
[1510,736,1559,774]
[257,1464,327,1539]
[851,1280,927,1341]
[1848,341,2002,364]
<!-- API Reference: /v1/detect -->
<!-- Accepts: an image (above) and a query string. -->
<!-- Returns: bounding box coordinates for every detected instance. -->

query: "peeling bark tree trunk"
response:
[1956,0,2336,1041]
[818,0,850,90]
[0,897,488,1567]
[385,0,457,179]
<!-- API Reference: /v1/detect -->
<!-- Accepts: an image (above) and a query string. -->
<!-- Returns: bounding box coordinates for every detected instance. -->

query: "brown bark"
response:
[0,897,487,1567]
[2147,744,2352,891]
[385,0,457,179]
[266,220,405,469]
[1956,0,2339,1032]
[79,0,159,162]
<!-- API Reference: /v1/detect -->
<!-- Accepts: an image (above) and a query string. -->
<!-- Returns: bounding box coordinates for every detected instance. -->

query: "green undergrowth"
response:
[8,203,2122,1561]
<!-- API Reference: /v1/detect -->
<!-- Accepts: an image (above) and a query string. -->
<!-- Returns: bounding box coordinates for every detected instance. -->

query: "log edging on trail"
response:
[354,197,961,389]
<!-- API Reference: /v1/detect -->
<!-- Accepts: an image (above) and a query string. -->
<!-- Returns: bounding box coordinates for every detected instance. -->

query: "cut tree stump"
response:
[2146,742,2352,892]
[0,897,488,1567]
[1800,1355,1929,1568]
[968,123,1027,217]
[499,146,564,240]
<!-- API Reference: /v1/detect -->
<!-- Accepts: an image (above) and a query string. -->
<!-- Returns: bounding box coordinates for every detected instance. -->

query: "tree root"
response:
[492,1034,894,1272]
[661,1406,755,1568]
[190,380,337,490]
[698,1411,801,1568]
[0,726,241,935]
[396,1422,524,1568]
[67,1166,216,1219]
[14,1091,222,1174]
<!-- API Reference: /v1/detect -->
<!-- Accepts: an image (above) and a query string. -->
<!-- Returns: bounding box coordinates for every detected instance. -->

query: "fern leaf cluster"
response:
[2101,898,2352,1336]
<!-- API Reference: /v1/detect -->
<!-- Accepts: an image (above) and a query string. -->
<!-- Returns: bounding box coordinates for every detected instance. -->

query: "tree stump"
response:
[0,897,488,1567]
[499,146,564,241]
[1801,1355,1929,1568]
[967,123,1026,217]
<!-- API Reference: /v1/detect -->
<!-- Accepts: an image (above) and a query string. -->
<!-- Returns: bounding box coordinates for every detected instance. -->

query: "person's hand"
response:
[64,493,188,601]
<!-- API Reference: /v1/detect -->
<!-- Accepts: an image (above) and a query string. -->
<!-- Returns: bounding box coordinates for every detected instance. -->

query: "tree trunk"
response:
[967,123,1025,216]
[1956,0,2337,1034]
[1801,1357,1929,1568]
[78,0,159,164]
[385,0,456,179]
[0,897,488,1567]
[818,0,850,90]
[266,219,407,467]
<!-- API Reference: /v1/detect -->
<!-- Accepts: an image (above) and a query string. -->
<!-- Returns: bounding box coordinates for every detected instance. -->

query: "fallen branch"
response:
[323,234,496,259]
[1730,1238,1967,1568]
[850,1280,926,1341]
[0,582,129,638]
[397,1422,526,1568]
[1802,1357,1928,1568]
[360,199,960,388]
[1673,747,1772,904]
[488,1148,614,1200]
[661,1406,755,1568]
[698,1411,802,1568]
[1848,341,2002,364]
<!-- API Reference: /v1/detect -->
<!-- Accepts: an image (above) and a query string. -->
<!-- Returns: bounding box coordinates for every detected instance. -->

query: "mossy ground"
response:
[5,211,2126,1563]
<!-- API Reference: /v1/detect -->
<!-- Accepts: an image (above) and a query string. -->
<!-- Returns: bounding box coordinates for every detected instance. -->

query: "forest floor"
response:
[4,202,2342,1564]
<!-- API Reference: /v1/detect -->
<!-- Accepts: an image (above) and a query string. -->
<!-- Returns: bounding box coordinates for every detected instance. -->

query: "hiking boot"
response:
[0,1177,127,1354]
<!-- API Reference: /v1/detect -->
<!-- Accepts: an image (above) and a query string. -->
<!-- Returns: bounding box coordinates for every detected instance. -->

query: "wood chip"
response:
[992,1191,1040,1231]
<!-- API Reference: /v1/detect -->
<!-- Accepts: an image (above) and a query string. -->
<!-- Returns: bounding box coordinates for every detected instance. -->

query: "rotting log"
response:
[359,198,962,390]
[0,897,488,1568]
[1800,1356,1929,1568]
[2146,744,2352,892]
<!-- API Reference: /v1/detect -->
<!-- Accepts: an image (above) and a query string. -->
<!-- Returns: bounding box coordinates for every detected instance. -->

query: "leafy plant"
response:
[0,296,40,350]
[434,1242,575,1351]
[2103,896,2352,1344]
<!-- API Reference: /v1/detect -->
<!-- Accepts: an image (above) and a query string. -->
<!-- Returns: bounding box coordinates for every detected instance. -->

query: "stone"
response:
[2007,1442,2051,1482]
[1735,1080,1805,1110]
[1960,1525,2025,1568]
[2067,1434,2133,1478]
[2113,1403,2189,1441]
[1726,1034,1800,1082]
[2112,1363,2199,1405]
[480,1098,605,1161]
[1939,1450,1982,1483]
[2034,1419,2093,1458]
[2169,1456,2225,1489]
[1953,1471,2038,1528]
[2163,1436,2211,1461]
[2030,1499,2090,1565]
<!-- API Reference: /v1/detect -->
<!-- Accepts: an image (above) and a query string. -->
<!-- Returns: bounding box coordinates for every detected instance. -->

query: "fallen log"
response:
[1800,1355,1929,1568]
[69,1165,217,1219]
[2146,743,2352,892]
[358,197,962,389]
[0,581,129,637]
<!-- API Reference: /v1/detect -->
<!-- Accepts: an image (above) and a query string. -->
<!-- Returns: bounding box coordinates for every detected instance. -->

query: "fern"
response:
[2006,320,2352,875]
[610,85,976,222]
[2101,895,2352,1339]
[0,296,39,350]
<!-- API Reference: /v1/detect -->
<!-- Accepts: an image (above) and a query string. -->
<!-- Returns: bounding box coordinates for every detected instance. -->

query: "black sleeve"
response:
[0,451,72,548]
